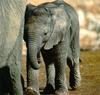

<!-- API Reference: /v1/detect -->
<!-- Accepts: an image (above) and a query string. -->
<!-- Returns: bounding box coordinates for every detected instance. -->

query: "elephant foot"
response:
[70,74,81,90]
[69,65,81,90]
[43,84,55,94]
[25,87,40,95]
[55,89,68,95]
[70,80,81,90]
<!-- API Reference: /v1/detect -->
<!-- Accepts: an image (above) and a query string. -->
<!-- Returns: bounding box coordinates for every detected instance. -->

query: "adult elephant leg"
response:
[0,83,3,95]
[26,55,40,95]
[41,49,55,94]
[7,17,24,95]
[0,67,12,95]
[54,43,68,95]
[7,30,24,95]
[0,69,3,95]
[8,59,23,95]
[8,63,23,95]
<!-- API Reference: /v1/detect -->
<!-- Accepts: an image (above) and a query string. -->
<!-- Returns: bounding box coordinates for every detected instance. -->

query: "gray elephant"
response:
[24,0,81,95]
[0,0,26,95]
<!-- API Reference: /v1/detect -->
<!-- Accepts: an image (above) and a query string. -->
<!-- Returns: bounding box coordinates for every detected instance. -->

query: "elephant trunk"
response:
[27,33,40,70]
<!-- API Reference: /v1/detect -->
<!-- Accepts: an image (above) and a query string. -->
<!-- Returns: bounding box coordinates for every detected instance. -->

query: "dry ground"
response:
[22,50,100,95]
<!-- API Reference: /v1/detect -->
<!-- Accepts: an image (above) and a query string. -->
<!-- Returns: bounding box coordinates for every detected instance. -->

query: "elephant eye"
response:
[44,32,47,35]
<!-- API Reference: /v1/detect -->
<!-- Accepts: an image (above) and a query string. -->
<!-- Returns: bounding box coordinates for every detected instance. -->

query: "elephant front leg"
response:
[54,48,68,95]
[43,63,55,94]
[55,59,68,95]
[41,49,55,94]
[26,64,40,95]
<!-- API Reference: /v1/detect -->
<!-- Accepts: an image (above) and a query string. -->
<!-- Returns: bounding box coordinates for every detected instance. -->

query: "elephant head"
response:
[24,4,71,70]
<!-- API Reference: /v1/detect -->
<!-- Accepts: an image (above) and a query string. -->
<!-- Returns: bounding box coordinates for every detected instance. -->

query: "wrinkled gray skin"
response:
[0,0,26,95]
[24,0,81,95]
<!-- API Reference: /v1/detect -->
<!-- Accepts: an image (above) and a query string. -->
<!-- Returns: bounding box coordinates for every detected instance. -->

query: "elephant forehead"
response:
[31,15,51,29]
[37,15,51,24]
[28,17,51,34]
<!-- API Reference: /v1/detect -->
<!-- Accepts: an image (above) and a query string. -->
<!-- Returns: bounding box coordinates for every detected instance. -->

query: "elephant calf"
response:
[24,0,81,95]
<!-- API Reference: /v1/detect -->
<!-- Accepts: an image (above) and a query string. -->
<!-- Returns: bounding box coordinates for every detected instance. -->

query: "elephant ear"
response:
[44,5,71,50]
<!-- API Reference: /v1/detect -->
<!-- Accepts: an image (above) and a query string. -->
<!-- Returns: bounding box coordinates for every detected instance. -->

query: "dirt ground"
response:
[22,50,100,95]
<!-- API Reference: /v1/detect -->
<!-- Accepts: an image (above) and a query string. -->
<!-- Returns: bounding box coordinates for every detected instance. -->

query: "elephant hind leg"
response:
[67,57,81,90]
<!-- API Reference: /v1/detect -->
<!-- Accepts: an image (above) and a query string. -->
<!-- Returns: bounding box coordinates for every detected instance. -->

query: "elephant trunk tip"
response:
[31,62,40,70]
[30,54,41,70]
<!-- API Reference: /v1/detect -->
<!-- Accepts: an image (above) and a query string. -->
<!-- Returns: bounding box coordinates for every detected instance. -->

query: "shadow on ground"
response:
[22,50,100,95]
